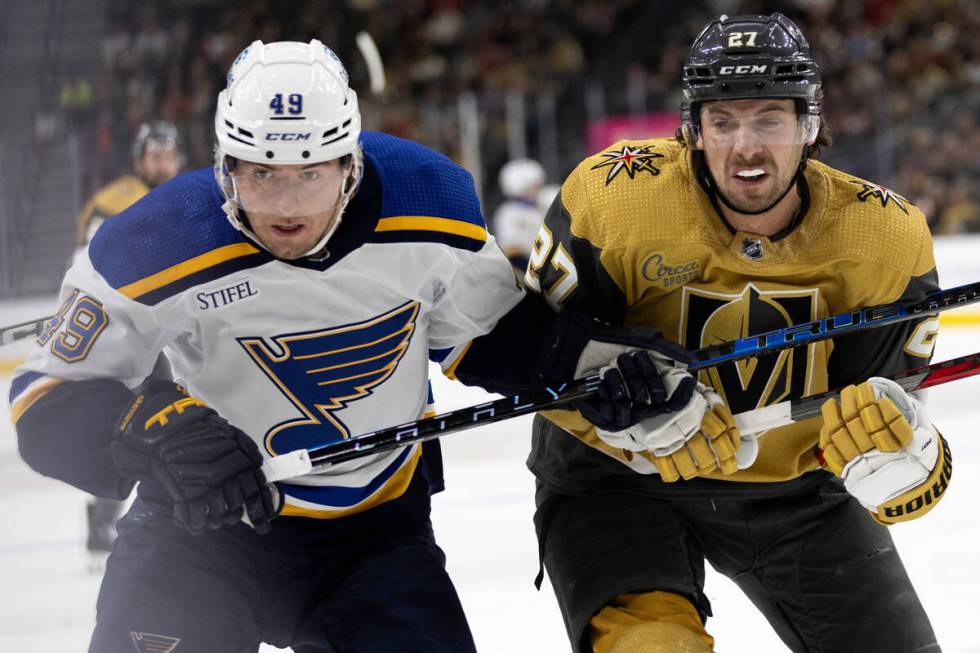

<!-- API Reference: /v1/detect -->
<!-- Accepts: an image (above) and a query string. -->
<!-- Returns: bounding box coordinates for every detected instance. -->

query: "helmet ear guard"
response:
[680,102,701,149]
[800,111,819,145]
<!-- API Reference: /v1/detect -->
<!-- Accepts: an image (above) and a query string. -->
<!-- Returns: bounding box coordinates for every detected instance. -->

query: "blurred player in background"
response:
[528,13,948,653]
[11,39,700,652]
[492,157,548,270]
[75,120,182,565]
[75,120,181,248]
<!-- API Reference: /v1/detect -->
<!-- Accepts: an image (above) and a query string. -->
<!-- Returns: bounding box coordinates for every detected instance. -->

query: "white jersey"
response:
[492,199,545,261]
[11,132,523,519]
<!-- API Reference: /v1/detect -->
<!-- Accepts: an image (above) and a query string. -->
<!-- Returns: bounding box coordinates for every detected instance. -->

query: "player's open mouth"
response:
[733,168,768,185]
[272,224,305,236]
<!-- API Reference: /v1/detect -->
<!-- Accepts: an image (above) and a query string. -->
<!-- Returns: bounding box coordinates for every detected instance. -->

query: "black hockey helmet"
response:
[680,13,821,148]
[132,120,180,161]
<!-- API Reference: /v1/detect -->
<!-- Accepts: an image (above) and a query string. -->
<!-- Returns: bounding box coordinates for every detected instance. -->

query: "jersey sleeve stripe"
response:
[440,341,473,380]
[372,230,484,252]
[133,252,270,306]
[375,216,487,242]
[9,370,45,404]
[428,348,451,364]
[10,376,65,425]
[116,242,261,301]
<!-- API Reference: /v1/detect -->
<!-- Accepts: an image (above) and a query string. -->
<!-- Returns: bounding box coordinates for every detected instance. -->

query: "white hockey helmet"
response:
[536,183,561,212]
[498,158,546,199]
[214,39,363,258]
[216,39,360,164]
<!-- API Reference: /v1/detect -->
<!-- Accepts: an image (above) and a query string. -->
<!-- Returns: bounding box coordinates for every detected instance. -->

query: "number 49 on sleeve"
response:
[40,291,110,363]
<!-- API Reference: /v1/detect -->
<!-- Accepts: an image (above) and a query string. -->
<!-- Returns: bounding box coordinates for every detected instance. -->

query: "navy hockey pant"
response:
[89,473,476,653]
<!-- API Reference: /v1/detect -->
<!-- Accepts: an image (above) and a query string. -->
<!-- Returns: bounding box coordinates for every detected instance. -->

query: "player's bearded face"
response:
[136,147,180,188]
[699,99,805,215]
[232,159,351,259]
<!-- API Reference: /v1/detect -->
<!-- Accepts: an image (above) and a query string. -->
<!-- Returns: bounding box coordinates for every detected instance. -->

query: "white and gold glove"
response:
[819,377,952,524]
[596,376,746,482]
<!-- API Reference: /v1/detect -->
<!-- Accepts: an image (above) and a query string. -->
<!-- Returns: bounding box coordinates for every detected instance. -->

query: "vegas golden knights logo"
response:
[681,284,821,414]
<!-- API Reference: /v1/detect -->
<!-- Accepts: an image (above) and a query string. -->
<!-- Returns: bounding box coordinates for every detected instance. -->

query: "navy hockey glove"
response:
[537,312,697,431]
[112,380,280,535]
[575,350,698,432]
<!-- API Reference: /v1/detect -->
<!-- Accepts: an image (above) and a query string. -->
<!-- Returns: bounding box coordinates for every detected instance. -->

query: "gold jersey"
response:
[528,138,939,493]
[76,175,151,246]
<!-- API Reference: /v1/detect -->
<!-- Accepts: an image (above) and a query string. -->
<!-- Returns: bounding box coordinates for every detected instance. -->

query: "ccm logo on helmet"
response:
[719,64,769,75]
[266,133,312,141]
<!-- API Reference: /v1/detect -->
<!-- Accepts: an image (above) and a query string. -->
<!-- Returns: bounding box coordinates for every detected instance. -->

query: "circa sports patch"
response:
[640,252,702,289]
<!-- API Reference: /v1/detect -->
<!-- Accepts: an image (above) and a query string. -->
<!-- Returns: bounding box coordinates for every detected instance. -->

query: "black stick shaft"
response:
[0,316,52,347]
[301,282,980,471]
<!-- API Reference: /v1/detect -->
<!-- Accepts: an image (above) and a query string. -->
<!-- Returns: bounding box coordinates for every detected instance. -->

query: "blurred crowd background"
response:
[1,0,978,298]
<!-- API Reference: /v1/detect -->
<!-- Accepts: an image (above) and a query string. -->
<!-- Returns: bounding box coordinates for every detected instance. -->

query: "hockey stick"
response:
[262,350,980,482]
[686,280,980,369]
[355,31,386,96]
[0,315,52,347]
[261,350,980,482]
[257,276,980,482]
[733,349,980,435]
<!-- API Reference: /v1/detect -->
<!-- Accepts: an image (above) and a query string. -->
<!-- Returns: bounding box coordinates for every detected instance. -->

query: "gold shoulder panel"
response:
[563,139,723,252]
[804,161,934,279]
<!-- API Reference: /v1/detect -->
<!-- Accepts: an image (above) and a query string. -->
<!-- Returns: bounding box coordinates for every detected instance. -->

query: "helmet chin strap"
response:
[302,189,346,261]
[305,147,363,260]
[220,173,266,249]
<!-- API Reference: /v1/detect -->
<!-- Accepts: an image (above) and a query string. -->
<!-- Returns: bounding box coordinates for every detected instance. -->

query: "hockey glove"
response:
[819,377,952,524]
[548,313,696,432]
[112,380,280,535]
[596,382,742,481]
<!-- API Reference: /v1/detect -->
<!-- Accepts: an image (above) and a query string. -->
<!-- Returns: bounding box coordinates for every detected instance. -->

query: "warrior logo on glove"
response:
[819,377,952,524]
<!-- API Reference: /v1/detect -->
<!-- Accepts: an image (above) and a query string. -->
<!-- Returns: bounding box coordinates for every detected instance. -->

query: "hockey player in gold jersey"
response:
[528,13,947,653]
[75,120,181,247]
[74,120,181,562]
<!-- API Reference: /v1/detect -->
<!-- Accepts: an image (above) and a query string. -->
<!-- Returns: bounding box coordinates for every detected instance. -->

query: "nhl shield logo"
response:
[741,238,764,260]
[131,631,181,653]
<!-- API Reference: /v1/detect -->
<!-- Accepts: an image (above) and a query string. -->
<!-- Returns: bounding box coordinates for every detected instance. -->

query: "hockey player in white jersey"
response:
[492,157,548,270]
[10,40,706,652]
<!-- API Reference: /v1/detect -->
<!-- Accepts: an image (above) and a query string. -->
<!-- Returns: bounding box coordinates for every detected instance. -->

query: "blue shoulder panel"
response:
[88,168,270,305]
[362,132,488,252]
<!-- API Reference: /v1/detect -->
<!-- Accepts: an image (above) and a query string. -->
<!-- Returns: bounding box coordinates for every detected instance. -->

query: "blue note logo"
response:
[130,631,180,653]
[238,302,419,455]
